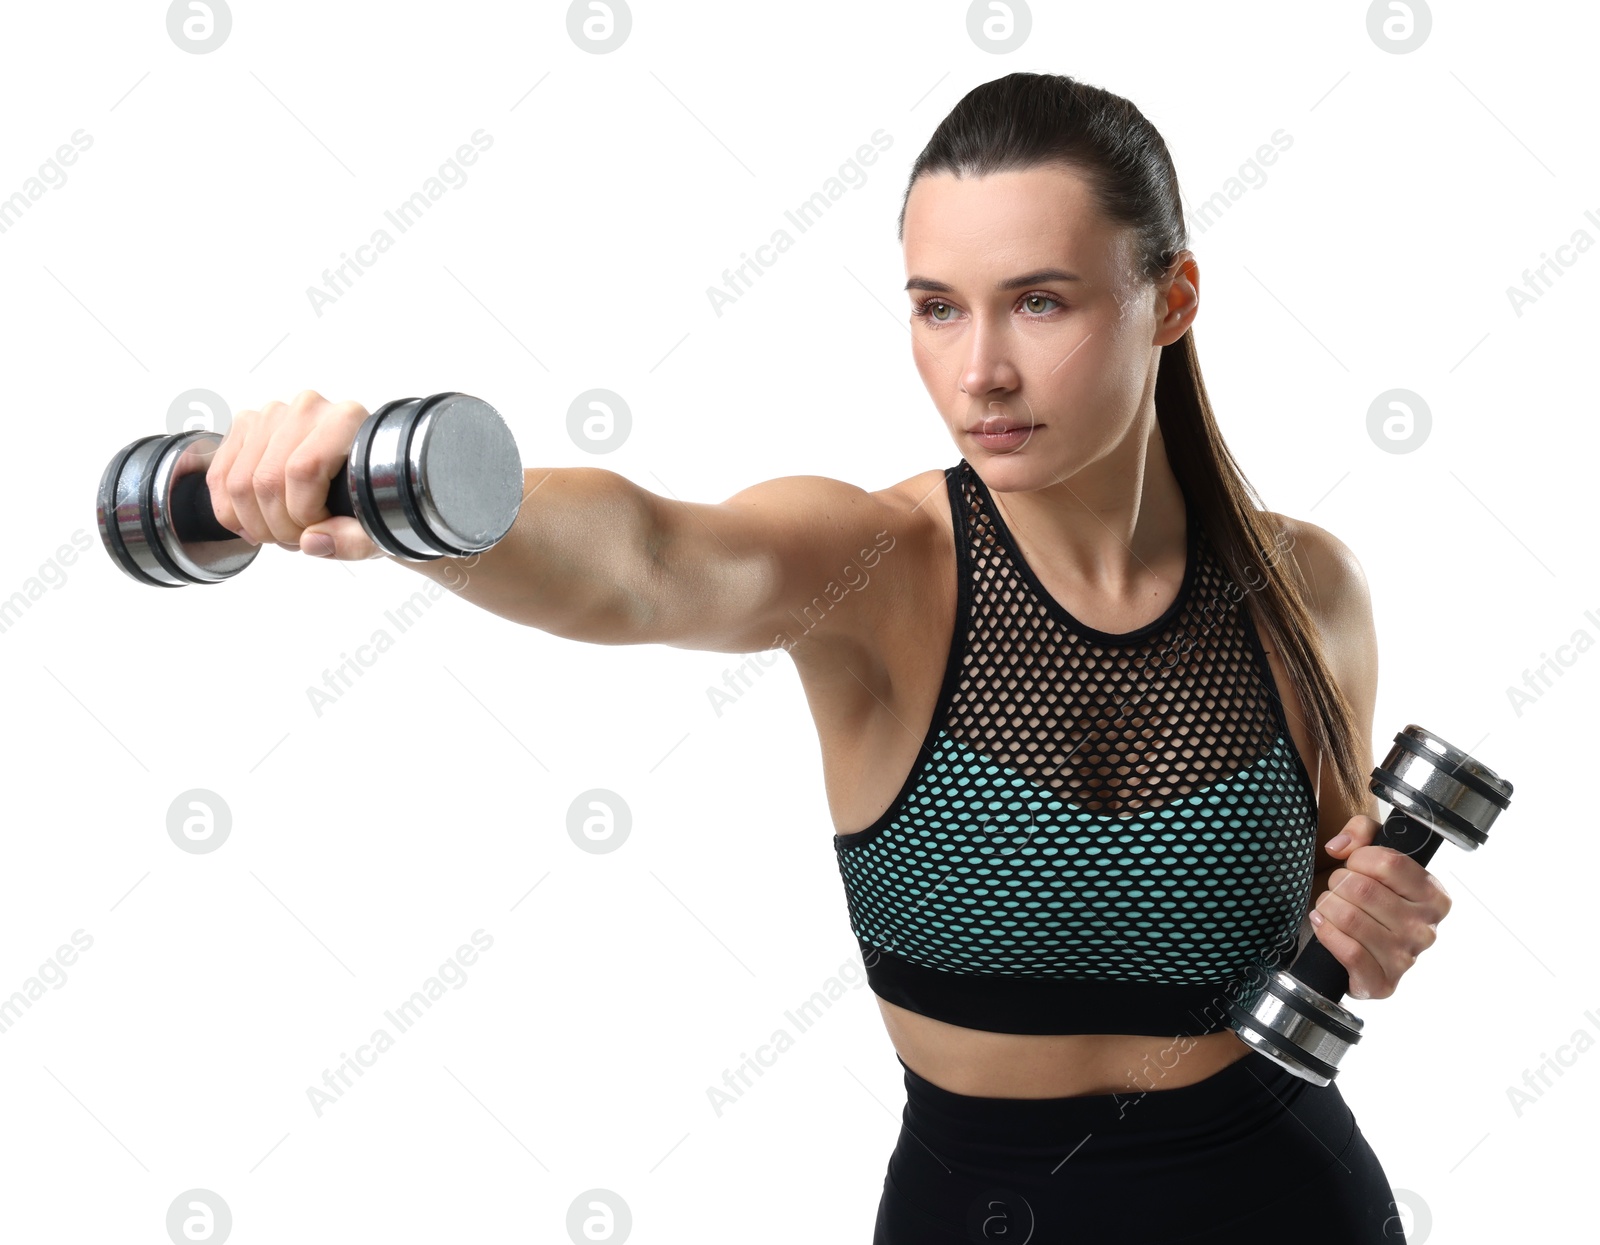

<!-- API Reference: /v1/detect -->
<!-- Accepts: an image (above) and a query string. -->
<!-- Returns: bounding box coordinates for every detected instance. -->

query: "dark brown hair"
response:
[897,71,1365,814]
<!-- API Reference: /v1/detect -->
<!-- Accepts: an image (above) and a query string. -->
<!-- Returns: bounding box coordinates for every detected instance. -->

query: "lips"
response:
[968,420,1037,434]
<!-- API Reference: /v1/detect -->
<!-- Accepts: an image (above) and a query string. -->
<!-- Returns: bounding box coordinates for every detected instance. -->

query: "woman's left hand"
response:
[1309,813,1453,1001]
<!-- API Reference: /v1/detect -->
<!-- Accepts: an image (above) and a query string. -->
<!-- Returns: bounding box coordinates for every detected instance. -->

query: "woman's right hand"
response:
[204,389,381,560]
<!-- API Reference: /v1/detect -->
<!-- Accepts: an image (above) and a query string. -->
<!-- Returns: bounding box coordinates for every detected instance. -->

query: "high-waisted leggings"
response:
[874,1048,1406,1244]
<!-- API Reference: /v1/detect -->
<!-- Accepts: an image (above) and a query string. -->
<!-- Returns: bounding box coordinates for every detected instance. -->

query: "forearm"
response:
[387,466,661,644]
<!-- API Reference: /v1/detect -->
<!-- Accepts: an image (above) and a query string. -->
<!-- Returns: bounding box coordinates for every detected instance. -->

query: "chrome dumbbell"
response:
[96,392,524,586]
[1227,724,1513,1085]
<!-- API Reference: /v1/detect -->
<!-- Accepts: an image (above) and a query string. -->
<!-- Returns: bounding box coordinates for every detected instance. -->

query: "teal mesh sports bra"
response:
[832,459,1320,1037]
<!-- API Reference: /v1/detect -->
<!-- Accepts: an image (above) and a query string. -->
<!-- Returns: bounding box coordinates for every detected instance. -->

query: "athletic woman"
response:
[204,72,1447,1245]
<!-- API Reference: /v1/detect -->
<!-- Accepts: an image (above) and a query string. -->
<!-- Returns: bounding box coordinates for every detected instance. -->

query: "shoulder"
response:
[1262,510,1377,693]
[1266,512,1370,620]
[706,466,951,661]
[876,468,959,586]
[807,465,956,565]
[880,466,957,526]
[722,466,949,530]
[815,466,955,655]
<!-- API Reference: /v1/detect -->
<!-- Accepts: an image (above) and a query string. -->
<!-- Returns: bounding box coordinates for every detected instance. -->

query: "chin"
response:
[961,439,1063,486]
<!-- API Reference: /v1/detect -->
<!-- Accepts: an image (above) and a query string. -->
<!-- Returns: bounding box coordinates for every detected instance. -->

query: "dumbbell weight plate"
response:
[352,393,524,560]
[1369,724,1509,853]
[97,430,261,586]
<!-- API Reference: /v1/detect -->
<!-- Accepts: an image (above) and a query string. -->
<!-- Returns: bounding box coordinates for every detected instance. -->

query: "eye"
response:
[911,298,956,324]
[910,291,1066,328]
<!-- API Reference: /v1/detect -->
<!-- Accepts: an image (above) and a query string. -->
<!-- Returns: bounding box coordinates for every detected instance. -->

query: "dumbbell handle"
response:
[168,461,355,546]
[1290,806,1441,1001]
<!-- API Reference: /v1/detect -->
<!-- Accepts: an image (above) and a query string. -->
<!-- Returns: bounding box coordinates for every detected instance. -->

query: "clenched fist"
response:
[205,389,380,560]
[1309,813,1453,1000]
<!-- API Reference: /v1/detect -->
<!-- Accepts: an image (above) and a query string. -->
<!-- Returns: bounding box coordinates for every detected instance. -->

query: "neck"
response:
[979,410,1188,601]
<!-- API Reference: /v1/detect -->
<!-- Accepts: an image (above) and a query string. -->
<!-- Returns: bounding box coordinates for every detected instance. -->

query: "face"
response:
[901,164,1195,488]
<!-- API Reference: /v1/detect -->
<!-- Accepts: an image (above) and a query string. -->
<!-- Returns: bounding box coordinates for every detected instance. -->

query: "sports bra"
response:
[832,459,1320,1037]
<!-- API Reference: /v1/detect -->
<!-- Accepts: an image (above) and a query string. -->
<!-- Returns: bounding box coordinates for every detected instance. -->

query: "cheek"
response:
[912,341,961,393]
[1037,318,1148,398]
[1021,327,1115,396]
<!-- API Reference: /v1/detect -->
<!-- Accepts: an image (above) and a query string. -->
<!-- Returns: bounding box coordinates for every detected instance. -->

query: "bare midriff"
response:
[876,995,1255,1097]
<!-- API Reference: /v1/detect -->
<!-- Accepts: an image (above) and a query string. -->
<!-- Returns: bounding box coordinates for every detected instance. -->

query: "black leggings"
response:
[874,1049,1406,1244]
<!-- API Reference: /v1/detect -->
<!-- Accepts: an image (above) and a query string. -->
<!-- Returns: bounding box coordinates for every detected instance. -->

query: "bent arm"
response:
[1284,516,1381,947]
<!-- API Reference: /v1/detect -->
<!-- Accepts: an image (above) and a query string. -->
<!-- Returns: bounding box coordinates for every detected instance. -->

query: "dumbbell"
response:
[97,392,524,586]
[1226,724,1513,1086]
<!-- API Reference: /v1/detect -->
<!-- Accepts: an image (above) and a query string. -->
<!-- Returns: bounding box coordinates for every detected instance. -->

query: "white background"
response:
[0,2,1591,1242]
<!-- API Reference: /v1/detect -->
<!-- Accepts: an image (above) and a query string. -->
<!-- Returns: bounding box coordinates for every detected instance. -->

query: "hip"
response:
[873,1049,1403,1244]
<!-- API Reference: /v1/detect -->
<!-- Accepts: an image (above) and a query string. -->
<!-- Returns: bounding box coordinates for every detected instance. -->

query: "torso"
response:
[788,467,1325,1098]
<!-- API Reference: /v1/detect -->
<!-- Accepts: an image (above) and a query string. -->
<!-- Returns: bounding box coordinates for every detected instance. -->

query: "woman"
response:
[205,71,1447,1245]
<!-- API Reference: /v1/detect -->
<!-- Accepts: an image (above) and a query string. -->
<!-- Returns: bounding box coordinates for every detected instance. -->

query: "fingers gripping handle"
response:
[1288,807,1442,1002]
[169,464,355,546]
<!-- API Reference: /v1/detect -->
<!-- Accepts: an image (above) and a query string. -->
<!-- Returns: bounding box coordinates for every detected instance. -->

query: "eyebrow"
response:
[904,268,1083,294]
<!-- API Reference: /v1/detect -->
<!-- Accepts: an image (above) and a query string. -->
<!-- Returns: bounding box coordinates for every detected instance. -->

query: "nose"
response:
[956,318,1020,397]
